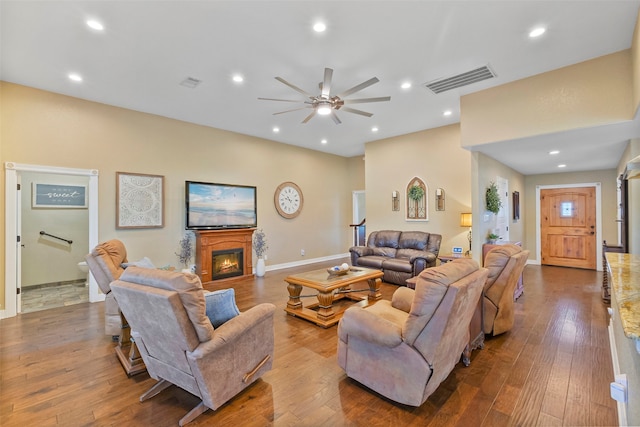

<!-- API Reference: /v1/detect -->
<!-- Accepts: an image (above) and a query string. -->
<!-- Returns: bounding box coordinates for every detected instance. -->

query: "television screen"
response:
[186,181,257,230]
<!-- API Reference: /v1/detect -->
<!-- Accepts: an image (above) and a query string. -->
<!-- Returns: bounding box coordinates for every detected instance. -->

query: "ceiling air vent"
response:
[180,77,202,89]
[424,65,496,94]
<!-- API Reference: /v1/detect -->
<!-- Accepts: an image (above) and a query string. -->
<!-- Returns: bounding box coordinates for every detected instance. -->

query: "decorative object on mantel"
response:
[460,212,472,255]
[176,231,194,273]
[116,172,164,229]
[487,233,500,244]
[485,181,502,214]
[252,229,268,277]
[406,177,428,221]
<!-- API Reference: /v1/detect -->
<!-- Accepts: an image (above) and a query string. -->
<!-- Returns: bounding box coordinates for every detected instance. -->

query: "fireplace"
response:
[194,229,254,284]
[211,248,244,281]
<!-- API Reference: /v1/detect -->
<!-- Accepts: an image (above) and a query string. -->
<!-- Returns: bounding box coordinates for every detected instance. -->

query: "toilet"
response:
[78,261,89,286]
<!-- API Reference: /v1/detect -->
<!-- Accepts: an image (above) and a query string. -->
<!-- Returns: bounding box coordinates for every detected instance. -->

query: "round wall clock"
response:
[274,181,303,219]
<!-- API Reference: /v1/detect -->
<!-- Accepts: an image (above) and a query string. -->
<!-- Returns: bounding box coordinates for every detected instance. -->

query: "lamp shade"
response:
[460,213,472,227]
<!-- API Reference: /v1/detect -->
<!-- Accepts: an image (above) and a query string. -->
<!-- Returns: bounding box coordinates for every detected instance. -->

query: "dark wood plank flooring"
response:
[0,260,617,426]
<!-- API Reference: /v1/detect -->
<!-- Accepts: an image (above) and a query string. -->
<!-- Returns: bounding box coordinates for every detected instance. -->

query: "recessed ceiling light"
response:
[371,127,379,132]
[443,110,452,116]
[529,27,546,38]
[232,74,244,83]
[401,82,411,89]
[68,73,82,82]
[272,127,280,133]
[549,150,560,155]
[86,20,104,31]
[321,139,328,144]
[558,164,567,168]
[313,22,326,33]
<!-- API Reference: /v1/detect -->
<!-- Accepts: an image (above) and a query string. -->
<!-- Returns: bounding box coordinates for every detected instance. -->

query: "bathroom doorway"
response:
[4,162,100,318]
[19,171,90,312]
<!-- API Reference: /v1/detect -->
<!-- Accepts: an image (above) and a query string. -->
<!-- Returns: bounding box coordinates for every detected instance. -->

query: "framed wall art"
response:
[32,183,87,208]
[116,172,164,229]
[513,191,520,221]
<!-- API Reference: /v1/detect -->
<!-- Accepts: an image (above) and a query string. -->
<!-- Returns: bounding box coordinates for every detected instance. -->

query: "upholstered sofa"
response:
[337,258,488,406]
[349,230,442,285]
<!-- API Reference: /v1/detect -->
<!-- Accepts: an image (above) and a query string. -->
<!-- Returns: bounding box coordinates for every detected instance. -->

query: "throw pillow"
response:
[205,288,240,328]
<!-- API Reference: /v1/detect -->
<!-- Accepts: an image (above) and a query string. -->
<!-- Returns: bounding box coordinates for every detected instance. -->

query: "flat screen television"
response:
[185,181,257,230]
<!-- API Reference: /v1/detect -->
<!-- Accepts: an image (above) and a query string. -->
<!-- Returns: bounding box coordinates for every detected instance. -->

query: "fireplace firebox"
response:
[211,248,244,281]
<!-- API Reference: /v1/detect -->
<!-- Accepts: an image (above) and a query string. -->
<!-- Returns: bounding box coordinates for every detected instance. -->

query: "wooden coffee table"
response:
[284,266,383,328]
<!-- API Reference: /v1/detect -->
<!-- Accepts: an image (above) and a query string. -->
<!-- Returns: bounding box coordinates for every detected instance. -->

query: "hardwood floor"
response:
[0,260,617,426]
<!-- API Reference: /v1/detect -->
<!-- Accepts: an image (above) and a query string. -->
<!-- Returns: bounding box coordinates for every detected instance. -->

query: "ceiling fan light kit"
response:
[258,67,390,124]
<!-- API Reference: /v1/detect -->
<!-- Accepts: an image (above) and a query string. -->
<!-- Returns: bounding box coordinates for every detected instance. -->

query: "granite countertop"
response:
[606,252,640,340]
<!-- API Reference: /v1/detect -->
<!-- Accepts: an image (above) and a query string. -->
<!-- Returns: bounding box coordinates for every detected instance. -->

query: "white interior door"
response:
[16,175,22,312]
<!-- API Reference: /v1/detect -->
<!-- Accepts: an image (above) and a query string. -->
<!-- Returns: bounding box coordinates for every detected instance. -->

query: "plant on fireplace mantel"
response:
[252,229,268,277]
[175,231,194,273]
[252,229,268,258]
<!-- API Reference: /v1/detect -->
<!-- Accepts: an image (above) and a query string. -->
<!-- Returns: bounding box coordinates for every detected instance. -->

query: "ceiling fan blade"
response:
[321,68,333,98]
[342,96,391,104]
[330,110,342,124]
[340,106,373,117]
[273,106,312,115]
[301,110,317,123]
[275,77,314,98]
[258,97,303,103]
[335,77,379,98]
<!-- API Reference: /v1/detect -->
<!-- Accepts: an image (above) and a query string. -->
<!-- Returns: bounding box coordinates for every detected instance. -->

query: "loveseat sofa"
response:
[349,230,442,285]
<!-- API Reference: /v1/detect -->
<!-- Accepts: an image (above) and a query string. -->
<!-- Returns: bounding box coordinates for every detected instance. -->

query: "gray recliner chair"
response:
[337,258,488,407]
[110,266,276,426]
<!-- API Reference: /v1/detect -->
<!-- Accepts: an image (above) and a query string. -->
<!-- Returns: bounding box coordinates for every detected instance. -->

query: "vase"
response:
[256,257,266,277]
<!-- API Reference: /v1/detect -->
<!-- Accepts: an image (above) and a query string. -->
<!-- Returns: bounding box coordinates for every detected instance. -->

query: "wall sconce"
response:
[460,212,472,255]
[436,188,445,211]
[392,191,399,211]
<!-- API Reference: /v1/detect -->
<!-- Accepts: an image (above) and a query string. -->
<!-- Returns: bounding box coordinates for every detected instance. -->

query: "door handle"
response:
[590,231,595,235]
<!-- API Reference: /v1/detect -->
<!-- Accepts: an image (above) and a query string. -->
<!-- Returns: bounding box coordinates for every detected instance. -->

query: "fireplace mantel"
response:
[194,229,254,284]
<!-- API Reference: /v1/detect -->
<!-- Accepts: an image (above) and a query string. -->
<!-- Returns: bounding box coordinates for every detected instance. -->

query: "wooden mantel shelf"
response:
[194,229,255,284]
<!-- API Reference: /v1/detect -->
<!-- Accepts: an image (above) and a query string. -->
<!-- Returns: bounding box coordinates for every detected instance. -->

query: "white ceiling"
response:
[2,0,640,175]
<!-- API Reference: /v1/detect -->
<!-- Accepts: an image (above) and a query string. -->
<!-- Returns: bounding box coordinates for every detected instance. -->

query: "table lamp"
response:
[460,213,472,255]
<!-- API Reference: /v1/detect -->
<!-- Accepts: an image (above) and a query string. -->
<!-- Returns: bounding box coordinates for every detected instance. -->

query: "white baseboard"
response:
[0,309,6,319]
[608,318,627,427]
[265,253,349,272]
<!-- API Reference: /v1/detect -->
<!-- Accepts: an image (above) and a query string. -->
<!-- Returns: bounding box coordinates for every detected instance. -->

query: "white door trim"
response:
[535,182,602,271]
[3,162,101,319]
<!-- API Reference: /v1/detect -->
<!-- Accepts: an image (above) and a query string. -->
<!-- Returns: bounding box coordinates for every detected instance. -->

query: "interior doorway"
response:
[4,162,101,319]
[536,183,601,270]
[351,190,366,246]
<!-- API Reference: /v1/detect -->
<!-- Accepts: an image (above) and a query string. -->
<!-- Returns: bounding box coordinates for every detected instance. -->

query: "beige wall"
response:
[523,169,619,262]
[461,50,633,148]
[472,153,525,262]
[1,82,362,309]
[364,124,472,254]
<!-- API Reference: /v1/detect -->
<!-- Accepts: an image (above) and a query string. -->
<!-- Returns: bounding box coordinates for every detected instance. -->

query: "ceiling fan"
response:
[258,67,391,124]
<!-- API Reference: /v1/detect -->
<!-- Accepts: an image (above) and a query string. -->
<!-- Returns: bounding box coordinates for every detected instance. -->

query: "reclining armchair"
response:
[111,266,276,426]
[482,244,529,336]
[85,239,127,337]
[337,258,488,406]
[85,239,147,375]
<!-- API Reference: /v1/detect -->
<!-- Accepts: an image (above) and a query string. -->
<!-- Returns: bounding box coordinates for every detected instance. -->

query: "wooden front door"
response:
[540,187,596,269]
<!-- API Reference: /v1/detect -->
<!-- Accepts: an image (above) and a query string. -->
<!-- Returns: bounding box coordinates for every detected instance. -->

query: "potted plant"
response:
[176,231,194,273]
[408,185,425,201]
[252,229,268,277]
[485,181,502,214]
[487,233,500,244]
